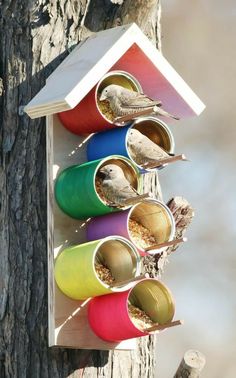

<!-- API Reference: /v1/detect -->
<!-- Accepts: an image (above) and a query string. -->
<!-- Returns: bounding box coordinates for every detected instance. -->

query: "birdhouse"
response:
[25,23,205,350]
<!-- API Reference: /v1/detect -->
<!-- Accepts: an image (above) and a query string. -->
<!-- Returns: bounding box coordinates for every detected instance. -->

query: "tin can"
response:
[58,70,142,135]
[88,278,175,342]
[87,116,175,171]
[55,236,141,300]
[86,199,175,255]
[55,155,141,219]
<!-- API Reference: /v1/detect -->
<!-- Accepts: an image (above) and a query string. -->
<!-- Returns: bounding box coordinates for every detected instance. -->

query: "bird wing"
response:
[141,140,169,159]
[119,184,139,196]
[120,93,162,108]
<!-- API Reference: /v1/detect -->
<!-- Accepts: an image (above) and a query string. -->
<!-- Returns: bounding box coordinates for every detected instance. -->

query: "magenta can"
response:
[87,199,175,255]
[88,278,175,342]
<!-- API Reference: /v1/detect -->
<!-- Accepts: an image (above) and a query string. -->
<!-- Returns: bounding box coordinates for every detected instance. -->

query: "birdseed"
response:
[128,218,157,249]
[95,176,107,203]
[95,175,121,207]
[95,262,115,285]
[128,303,155,330]
[97,99,115,121]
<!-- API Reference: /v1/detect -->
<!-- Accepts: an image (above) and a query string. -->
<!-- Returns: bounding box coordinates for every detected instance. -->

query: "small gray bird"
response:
[99,84,179,120]
[98,164,139,206]
[127,128,170,166]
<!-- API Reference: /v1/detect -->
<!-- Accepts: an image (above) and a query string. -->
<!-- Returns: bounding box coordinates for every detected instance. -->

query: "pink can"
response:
[88,278,175,342]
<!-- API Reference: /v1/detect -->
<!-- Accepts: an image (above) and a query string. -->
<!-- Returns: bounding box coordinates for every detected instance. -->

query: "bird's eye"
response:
[109,169,113,172]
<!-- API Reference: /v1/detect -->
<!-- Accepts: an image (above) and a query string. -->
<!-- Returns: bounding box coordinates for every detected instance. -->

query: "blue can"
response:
[87,116,175,171]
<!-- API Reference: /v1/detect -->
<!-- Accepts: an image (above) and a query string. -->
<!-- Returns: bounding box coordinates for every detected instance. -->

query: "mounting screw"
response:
[18,106,25,116]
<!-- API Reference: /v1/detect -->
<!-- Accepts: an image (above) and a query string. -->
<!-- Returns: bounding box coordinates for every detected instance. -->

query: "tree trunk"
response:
[0,1,162,377]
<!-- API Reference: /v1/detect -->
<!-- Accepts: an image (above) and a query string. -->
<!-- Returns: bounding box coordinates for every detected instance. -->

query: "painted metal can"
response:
[86,199,176,255]
[55,155,141,219]
[87,116,175,171]
[88,278,175,342]
[57,70,142,135]
[55,236,141,300]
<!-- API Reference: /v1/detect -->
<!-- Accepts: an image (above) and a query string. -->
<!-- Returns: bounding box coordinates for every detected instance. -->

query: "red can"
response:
[58,70,142,135]
[88,278,175,342]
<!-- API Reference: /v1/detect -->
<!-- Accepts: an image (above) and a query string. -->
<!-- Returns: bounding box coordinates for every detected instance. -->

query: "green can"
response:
[55,155,141,219]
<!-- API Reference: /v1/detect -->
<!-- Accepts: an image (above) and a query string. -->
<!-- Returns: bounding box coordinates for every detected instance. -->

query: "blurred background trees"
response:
[157,1,236,377]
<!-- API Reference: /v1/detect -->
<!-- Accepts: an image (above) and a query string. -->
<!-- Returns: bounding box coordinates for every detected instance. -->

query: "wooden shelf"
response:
[47,114,136,350]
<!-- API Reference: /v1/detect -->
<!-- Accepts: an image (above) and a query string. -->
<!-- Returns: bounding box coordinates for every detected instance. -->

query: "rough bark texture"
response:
[0,1,163,377]
[166,197,194,254]
[142,196,194,278]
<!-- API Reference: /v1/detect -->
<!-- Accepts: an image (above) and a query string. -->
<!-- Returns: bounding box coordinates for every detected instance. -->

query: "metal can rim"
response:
[95,70,143,125]
[93,235,141,291]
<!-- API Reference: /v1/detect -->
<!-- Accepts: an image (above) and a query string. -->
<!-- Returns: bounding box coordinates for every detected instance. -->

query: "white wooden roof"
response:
[25,23,205,119]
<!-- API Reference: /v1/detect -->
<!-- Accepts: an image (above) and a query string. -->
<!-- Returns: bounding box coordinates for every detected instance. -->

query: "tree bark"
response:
[0,1,162,377]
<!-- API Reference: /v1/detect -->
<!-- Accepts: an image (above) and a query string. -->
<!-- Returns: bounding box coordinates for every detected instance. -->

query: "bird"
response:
[127,128,170,166]
[99,84,179,120]
[98,164,139,206]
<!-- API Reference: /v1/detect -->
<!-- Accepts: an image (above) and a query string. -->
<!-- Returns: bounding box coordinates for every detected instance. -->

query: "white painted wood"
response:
[47,114,136,350]
[25,23,205,119]
[25,24,137,118]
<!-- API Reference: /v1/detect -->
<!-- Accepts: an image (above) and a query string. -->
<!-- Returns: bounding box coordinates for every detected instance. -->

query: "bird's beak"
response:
[97,167,106,178]
[99,92,107,101]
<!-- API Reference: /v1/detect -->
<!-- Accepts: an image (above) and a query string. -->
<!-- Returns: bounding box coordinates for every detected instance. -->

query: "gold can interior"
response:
[128,201,173,247]
[129,117,174,154]
[95,238,139,286]
[128,279,175,324]
[96,71,141,122]
[95,157,139,204]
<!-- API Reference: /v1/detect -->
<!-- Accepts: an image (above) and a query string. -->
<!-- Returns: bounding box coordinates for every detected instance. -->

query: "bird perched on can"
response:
[98,164,139,207]
[127,128,170,167]
[98,164,149,207]
[99,84,179,121]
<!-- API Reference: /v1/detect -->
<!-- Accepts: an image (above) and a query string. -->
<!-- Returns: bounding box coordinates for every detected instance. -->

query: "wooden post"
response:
[143,154,188,169]
[144,319,183,333]
[114,107,157,124]
[144,237,187,252]
[174,350,206,378]
[120,192,150,206]
[109,273,149,288]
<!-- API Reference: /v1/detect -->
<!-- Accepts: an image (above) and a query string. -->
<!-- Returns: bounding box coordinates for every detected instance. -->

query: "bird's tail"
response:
[154,106,179,120]
[121,193,150,206]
